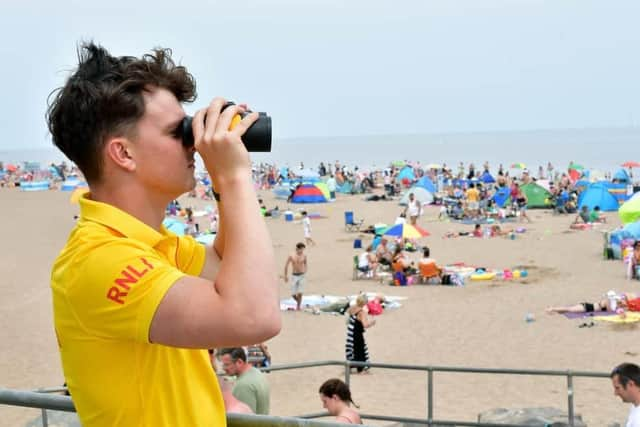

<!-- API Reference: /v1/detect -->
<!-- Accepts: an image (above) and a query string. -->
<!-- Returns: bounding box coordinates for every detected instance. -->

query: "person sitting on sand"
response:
[375,238,393,266]
[357,245,377,278]
[589,206,607,223]
[628,241,640,280]
[418,247,442,283]
[392,246,415,275]
[472,223,483,238]
[573,205,591,224]
[318,379,362,424]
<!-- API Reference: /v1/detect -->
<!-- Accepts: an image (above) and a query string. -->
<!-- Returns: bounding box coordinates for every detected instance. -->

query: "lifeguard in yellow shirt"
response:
[47,42,281,427]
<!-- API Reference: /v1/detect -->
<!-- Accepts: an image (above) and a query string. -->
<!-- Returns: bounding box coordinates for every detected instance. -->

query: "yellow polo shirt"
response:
[51,194,224,426]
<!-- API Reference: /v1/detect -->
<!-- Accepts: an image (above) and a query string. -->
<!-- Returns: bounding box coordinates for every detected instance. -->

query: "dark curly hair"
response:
[46,42,197,183]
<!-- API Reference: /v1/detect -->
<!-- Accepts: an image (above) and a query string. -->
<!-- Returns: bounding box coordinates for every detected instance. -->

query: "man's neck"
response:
[90,182,167,231]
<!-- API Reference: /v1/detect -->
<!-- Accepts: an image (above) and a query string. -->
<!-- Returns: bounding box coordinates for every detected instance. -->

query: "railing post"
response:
[567,371,575,427]
[427,367,433,427]
[41,408,48,427]
[344,361,351,387]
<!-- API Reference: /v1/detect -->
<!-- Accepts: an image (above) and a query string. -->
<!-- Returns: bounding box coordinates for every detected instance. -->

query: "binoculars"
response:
[181,102,272,152]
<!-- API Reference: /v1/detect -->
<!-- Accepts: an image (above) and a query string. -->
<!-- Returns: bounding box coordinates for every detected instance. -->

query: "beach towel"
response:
[562,311,617,319]
[594,312,640,324]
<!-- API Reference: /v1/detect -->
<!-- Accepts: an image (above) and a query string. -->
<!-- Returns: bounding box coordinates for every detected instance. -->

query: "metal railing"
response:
[0,360,610,427]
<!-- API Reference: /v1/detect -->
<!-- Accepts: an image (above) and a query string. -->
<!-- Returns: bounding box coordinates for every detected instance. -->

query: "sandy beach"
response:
[1,186,637,426]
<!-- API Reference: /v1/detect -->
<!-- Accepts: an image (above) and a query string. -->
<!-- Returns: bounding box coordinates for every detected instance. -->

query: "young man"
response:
[47,43,281,426]
[284,242,308,310]
[611,363,640,427]
[404,192,422,225]
[219,347,270,415]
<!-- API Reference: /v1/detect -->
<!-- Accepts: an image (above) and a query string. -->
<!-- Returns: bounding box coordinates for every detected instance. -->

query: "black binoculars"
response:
[181,102,272,152]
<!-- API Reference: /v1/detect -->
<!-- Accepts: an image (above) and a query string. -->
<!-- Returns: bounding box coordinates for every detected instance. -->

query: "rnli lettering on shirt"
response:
[106,258,154,304]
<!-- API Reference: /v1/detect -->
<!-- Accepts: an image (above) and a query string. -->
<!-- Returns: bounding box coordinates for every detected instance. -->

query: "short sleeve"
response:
[66,240,186,343]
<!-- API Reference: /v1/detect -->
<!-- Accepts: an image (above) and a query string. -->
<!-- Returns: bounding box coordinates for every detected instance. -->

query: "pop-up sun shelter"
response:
[520,183,552,208]
[415,176,437,193]
[400,187,434,206]
[492,187,511,208]
[290,184,328,203]
[578,183,620,212]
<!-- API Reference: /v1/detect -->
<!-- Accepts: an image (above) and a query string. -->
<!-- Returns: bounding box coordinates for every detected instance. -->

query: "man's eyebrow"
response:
[164,117,184,132]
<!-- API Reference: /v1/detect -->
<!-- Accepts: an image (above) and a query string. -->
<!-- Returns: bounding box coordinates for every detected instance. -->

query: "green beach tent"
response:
[521,183,553,208]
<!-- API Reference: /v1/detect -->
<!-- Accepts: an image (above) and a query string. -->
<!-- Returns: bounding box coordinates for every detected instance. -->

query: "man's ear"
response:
[105,138,136,172]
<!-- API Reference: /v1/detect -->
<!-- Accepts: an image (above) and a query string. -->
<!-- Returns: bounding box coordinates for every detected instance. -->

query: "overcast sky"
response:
[1,0,639,151]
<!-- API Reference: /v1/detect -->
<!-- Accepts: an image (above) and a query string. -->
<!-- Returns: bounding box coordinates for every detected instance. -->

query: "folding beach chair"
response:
[344,211,364,232]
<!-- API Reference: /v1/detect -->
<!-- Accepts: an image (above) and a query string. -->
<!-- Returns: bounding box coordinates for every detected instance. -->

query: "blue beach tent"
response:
[480,171,496,184]
[492,187,511,208]
[613,169,631,183]
[415,176,437,193]
[578,183,619,212]
[397,166,415,183]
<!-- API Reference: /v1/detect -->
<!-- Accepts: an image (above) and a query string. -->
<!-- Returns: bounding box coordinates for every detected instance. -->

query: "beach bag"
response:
[441,274,452,285]
[393,271,407,286]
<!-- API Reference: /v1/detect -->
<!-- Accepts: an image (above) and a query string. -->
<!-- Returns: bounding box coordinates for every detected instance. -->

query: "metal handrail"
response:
[1,360,610,427]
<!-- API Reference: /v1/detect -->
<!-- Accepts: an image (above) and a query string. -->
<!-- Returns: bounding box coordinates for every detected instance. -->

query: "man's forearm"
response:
[214,176,278,317]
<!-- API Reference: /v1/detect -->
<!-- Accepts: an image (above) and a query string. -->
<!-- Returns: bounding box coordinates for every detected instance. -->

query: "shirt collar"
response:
[78,192,168,247]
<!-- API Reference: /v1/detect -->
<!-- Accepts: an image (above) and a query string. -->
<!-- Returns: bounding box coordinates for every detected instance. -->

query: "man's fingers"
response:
[203,97,227,141]
[192,108,207,145]
[229,111,259,137]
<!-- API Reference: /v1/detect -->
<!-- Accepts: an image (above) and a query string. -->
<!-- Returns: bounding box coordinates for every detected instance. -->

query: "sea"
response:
[1,127,638,175]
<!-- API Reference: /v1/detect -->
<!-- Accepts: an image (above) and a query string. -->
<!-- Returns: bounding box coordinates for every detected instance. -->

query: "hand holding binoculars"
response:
[181,102,272,152]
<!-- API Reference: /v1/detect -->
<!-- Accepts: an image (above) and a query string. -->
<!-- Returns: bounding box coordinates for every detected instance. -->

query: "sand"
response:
[1,186,636,426]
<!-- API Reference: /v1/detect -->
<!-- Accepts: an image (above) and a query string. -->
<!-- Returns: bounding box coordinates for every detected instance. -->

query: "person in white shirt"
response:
[404,192,422,225]
[301,211,316,246]
[611,363,640,427]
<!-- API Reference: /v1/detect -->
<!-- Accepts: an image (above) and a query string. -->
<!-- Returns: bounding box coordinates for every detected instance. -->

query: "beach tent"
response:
[397,166,415,183]
[313,182,331,200]
[399,187,433,206]
[415,176,437,193]
[480,171,495,184]
[336,181,353,194]
[613,169,631,183]
[19,181,50,192]
[601,182,633,205]
[272,183,292,200]
[578,183,619,212]
[619,193,640,225]
[521,183,552,208]
[492,187,512,208]
[290,184,328,203]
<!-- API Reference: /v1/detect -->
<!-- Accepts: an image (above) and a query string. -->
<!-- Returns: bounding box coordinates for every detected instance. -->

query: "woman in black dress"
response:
[345,294,376,373]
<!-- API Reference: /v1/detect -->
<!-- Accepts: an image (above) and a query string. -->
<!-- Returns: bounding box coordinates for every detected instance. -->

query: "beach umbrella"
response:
[510,163,526,169]
[619,194,640,225]
[5,164,17,172]
[622,161,640,168]
[425,163,442,170]
[382,223,430,239]
[391,160,406,168]
[568,162,584,171]
[69,187,89,204]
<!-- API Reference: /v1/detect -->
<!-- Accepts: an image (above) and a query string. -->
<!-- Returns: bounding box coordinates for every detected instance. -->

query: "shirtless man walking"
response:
[284,243,308,311]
